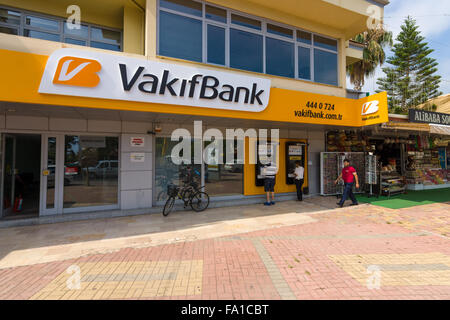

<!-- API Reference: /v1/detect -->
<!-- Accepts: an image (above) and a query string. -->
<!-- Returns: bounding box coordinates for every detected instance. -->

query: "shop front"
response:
[322,111,449,198]
[0,47,388,221]
[405,109,450,190]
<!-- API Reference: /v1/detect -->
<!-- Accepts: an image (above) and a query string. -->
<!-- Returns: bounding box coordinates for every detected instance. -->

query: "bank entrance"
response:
[1,133,41,219]
[0,132,120,220]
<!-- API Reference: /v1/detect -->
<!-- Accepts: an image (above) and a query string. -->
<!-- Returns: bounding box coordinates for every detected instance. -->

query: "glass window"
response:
[24,29,60,42]
[64,22,89,38]
[0,6,122,52]
[91,27,120,44]
[207,24,225,65]
[298,46,311,80]
[46,137,56,209]
[0,8,20,25]
[155,1,339,85]
[0,26,18,35]
[25,15,59,31]
[64,38,87,46]
[230,28,263,73]
[267,23,292,39]
[297,30,311,45]
[231,14,261,30]
[266,37,294,78]
[90,41,120,51]
[159,11,202,62]
[205,5,226,23]
[160,0,202,17]
[314,35,337,51]
[154,137,201,202]
[204,139,243,196]
[314,49,338,86]
[63,136,118,208]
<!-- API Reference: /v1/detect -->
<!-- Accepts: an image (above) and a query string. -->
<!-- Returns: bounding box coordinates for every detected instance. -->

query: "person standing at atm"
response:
[262,160,278,206]
[293,160,304,201]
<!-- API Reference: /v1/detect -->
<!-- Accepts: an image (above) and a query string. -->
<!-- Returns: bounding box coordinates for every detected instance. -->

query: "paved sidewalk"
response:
[0,197,449,300]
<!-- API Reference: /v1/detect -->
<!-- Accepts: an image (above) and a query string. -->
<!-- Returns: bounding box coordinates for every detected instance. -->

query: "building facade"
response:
[0,0,389,223]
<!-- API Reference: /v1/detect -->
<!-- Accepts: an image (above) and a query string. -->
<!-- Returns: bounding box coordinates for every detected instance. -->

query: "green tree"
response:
[347,25,393,91]
[377,16,442,113]
[376,66,398,111]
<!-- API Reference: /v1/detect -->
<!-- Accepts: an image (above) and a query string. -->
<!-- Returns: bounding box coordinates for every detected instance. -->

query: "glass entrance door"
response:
[2,134,16,217]
[1,133,42,219]
[40,134,63,216]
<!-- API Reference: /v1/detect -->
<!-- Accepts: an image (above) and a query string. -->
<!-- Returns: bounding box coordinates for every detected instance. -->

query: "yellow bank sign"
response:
[0,48,388,127]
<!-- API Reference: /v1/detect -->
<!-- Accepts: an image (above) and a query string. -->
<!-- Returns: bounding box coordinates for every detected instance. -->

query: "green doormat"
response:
[355,188,450,209]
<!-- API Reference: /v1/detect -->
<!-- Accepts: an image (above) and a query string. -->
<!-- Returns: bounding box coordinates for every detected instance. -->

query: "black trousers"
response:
[295,179,304,200]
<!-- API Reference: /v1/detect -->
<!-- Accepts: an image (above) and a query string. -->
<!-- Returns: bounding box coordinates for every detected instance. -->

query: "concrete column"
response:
[123,4,145,55]
[145,0,157,57]
[120,134,153,209]
[306,130,325,195]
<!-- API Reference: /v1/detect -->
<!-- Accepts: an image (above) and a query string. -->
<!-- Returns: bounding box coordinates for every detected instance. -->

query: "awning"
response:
[381,122,430,132]
[430,124,450,136]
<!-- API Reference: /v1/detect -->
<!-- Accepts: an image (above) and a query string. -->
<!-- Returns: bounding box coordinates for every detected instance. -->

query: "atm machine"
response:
[255,141,278,186]
[285,141,306,185]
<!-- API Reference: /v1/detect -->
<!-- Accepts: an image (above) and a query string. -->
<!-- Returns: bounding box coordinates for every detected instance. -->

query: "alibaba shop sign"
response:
[34,48,388,127]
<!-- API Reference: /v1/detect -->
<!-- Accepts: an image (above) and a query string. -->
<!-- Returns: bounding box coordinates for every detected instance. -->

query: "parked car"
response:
[224,163,243,173]
[47,165,74,187]
[87,160,119,179]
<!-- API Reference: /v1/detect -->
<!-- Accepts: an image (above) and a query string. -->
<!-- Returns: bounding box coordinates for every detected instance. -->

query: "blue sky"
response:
[349,0,450,95]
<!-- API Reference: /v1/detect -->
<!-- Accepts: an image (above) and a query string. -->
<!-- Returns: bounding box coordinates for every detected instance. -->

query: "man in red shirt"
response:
[334,158,359,208]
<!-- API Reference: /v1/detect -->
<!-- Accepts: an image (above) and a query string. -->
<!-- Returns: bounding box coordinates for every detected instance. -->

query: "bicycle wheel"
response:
[163,197,175,216]
[190,192,209,212]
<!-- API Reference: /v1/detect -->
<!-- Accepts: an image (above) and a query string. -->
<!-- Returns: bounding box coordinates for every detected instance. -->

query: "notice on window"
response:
[130,153,145,162]
[288,145,303,155]
[80,136,106,148]
[130,137,145,147]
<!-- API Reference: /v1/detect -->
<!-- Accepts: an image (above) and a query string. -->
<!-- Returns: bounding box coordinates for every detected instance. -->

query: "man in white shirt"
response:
[262,161,278,206]
[293,161,304,201]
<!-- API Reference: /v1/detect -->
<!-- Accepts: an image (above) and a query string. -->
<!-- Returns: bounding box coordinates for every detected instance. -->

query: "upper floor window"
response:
[158,0,339,86]
[0,6,122,52]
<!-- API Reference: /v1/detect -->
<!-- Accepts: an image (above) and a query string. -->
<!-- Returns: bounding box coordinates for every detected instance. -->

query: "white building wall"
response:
[120,133,153,210]
[306,130,326,195]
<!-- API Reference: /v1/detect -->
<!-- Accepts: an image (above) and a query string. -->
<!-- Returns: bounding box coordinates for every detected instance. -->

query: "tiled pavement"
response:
[0,197,449,300]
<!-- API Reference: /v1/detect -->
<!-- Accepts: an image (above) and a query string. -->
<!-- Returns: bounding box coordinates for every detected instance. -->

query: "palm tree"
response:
[347,26,393,91]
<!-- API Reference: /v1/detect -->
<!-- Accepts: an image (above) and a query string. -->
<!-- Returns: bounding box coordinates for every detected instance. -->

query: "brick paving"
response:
[0,200,449,300]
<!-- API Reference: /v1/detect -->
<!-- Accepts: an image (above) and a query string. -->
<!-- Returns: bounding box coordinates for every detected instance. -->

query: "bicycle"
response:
[157,166,202,201]
[162,181,210,216]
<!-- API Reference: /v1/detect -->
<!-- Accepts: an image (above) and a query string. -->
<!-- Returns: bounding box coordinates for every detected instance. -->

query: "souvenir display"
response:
[325,131,448,193]
[405,136,449,186]
[326,131,370,152]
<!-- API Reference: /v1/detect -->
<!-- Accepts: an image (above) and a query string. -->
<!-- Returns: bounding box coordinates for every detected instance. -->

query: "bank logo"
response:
[361,100,379,116]
[53,56,101,87]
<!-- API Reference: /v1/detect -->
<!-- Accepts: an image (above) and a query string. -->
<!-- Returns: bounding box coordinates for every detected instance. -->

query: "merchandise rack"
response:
[320,152,366,196]
[379,170,405,198]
